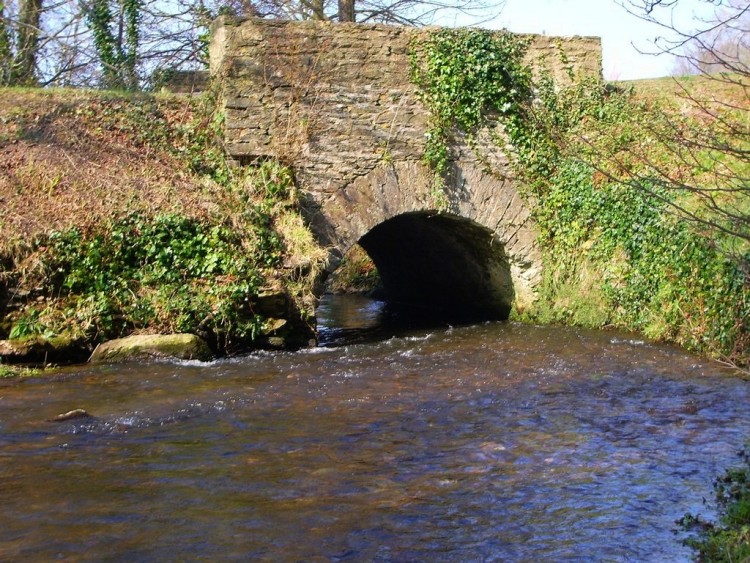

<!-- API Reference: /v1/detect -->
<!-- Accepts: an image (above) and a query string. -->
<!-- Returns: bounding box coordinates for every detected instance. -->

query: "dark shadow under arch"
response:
[358,212,514,321]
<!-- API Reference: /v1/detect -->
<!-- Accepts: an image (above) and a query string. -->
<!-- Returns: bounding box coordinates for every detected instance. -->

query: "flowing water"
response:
[1,294,749,561]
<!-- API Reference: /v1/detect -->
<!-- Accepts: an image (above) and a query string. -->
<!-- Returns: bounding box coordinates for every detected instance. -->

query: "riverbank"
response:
[685,446,750,560]
[0,87,327,364]
[502,69,750,372]
[1,65,748,371]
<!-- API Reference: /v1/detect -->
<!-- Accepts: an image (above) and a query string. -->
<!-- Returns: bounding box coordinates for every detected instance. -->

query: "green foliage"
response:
[32,213,266,349]
[519,74,750,366]
[0,6,11,85]
[249,160,295,203]
[326,245,381,294]
[123,0,140,81]
[410,28,749,367]
[9,308,54,339]
[6,156,315,354]
[410,28,532,204]
[410,28,531,134]
[0,362,38,378]
[0,91,325,356]
[172,96,231,185]
[686,449,750,561]
[86,0,141,90]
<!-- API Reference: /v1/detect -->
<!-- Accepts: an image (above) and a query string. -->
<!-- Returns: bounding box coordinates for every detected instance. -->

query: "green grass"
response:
[0,363,39,378]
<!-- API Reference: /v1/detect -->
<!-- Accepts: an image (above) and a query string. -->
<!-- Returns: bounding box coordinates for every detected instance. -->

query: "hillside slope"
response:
[0,88,327,363]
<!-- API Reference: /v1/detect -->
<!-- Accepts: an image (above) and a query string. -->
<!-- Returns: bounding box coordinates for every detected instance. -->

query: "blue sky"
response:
[437,0,718,80]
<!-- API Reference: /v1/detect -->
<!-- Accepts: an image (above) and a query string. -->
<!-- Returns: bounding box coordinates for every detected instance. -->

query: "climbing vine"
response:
[87,0,141,89]
[409,28,532,206]
[518,74,749,367]
[410,28,749,368]
[0,6,11,85]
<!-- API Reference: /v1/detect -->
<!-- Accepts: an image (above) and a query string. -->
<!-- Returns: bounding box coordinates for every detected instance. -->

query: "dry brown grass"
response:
[0,88,224,256]
[0,88,331,353]
[618,73,749,118]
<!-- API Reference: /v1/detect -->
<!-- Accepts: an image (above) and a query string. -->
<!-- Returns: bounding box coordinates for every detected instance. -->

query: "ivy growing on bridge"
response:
[409,28,532,207]
[409,28,749,369]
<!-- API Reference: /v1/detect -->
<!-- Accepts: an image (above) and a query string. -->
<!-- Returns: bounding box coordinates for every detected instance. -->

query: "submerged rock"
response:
[50,409,92,422]
[89,334,213,364]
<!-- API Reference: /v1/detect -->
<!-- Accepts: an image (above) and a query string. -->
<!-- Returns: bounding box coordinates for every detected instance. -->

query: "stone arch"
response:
[306,158,542,317]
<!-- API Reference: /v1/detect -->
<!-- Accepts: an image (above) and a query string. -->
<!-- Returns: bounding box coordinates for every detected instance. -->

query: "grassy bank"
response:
[520,73,748,369]
[0,87,327,360]
[325,245,382,295]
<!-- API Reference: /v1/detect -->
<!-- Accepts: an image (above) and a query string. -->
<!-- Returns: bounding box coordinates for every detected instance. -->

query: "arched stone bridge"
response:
[209,18,602,319]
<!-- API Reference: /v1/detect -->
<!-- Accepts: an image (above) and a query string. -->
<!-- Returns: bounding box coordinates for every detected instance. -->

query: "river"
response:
[1,294,749,561]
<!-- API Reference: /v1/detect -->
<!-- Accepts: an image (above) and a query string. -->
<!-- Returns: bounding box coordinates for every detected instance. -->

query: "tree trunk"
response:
[11,0,44,85]
[311,0,326,20]
[0,4,12,85]
[338,0,354,21]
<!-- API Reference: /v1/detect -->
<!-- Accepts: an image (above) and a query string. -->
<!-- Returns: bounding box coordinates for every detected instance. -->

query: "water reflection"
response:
[0,296,748,561]
[316,293,388,345]
[316,293,484,346]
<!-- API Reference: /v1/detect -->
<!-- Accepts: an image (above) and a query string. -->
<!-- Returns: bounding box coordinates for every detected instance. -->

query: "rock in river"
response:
[89,334,213,364]
[50,409,92,422]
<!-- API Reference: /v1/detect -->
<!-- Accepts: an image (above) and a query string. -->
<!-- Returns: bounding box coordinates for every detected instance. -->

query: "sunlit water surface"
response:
[1,294,749,561]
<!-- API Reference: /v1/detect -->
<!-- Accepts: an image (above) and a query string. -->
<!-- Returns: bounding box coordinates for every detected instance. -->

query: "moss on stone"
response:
[89,334,214,363]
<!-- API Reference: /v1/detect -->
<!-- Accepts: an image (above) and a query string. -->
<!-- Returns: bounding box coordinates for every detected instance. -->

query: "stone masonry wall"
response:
[210,17,602,311]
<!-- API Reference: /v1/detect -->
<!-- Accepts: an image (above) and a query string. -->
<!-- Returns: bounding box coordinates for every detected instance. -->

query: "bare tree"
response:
[592,0,750,247]
[338,0,354,22]
[649,0,750,75]
[0,0,45,84]
[0,0,499,88]
[0,0,95,86]
[225,0,496,24]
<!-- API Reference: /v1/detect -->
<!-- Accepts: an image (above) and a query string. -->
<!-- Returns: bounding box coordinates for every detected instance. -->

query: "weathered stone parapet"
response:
[210,17,602,315]
[159,70,210,94]
[212,18,429,175]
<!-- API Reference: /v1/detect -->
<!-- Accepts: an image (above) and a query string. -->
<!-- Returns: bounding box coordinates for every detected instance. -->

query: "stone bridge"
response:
[209,18,602,319]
